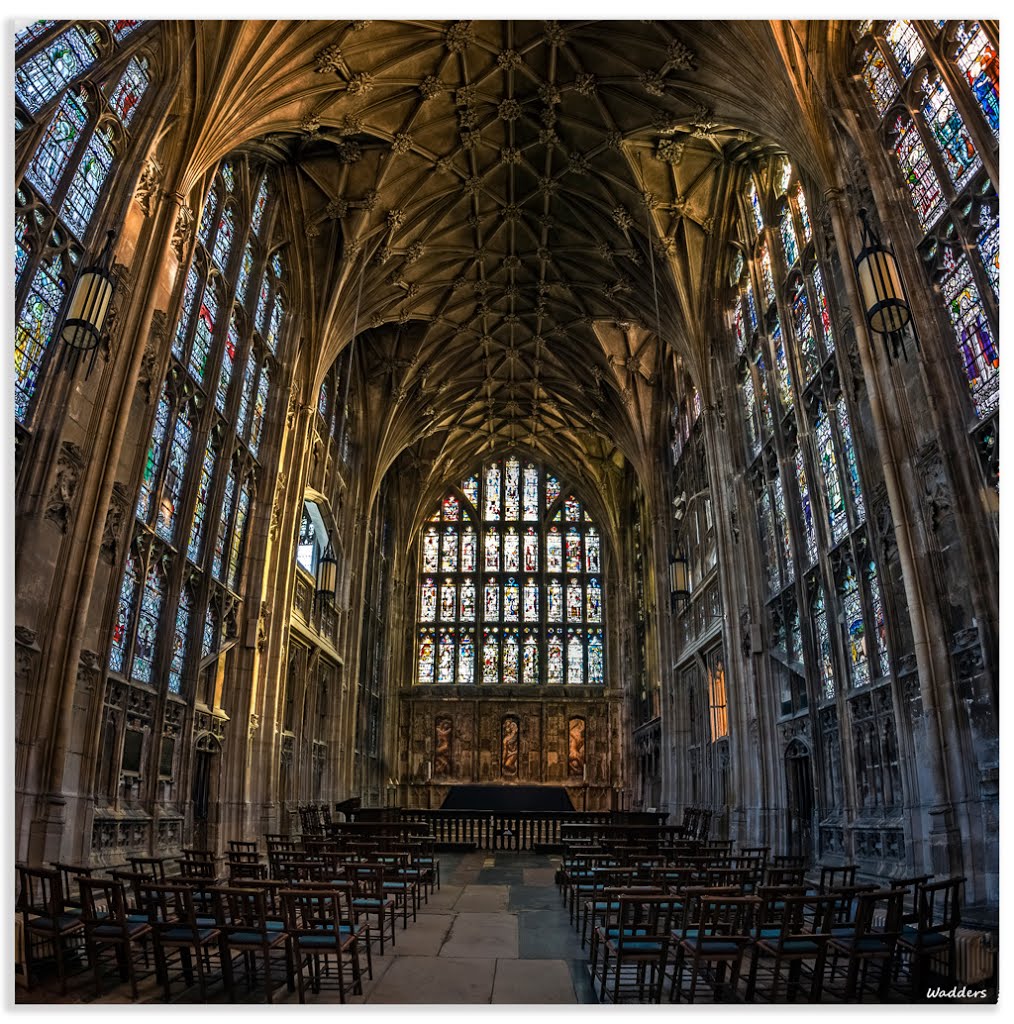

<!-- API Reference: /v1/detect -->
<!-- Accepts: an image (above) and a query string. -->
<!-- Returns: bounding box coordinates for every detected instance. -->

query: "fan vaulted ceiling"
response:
[176,19,830,507]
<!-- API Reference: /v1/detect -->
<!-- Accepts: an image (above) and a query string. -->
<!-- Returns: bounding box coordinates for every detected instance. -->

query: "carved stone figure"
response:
[434,715,452,776]
[568,717,586,777]
[501,716,519,778]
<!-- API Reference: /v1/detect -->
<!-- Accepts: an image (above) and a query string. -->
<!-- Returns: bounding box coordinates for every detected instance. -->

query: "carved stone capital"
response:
[44,440,85,533]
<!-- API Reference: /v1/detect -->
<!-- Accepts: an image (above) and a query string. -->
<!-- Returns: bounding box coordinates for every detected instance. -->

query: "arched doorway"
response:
[784,738,814,861]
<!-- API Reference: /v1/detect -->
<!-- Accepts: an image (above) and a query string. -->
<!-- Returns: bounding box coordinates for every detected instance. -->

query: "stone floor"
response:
[17,850,598,1005]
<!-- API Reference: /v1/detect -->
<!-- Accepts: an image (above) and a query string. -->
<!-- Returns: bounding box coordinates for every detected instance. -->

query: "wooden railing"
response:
[334,808,671,851]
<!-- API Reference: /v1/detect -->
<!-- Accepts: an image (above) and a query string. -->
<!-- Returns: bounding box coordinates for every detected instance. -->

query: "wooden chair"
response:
[347,863,397,955]
[17,865,85,994]
[896,877,965,999]
[826,888,906,1002]
[227,839,259,855]
[140,882,226,1001]
[670,893,759,1003]
[78,876,153,999]
[49,862,92,914]
[211,885,294,1003]
[591,894,681,1003]
[818,864,858,893]
[128,855,169,882]
[746,893,837,1002]
[281,887,365,1003]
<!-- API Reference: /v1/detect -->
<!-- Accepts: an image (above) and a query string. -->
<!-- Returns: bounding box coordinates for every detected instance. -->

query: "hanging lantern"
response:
[59,230,117,377]
[315,535,338,607]
[853,208,919,363]
[669,549,690,609]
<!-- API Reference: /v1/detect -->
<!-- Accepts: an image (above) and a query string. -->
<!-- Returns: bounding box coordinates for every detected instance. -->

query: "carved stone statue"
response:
[568,717,586,777]
[501,716,519,778]
[434,715,452,776]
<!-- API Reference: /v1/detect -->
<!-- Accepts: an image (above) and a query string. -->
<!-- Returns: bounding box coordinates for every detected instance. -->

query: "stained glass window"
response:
[567,630,584,684]
[417,458,603,686]
[131,562,165,684]
[228,482,250,590]
[836,399,865,522]
[794,447,818,565]
[15,27,100,114]
[168,587,193,694]
[198,185,218,245]
[202,602,219,660]
[794,184,811,242]
[25,91,88,203]
[745,280,758,331]
[814,589,835,700]
[458,630,475,683]
[791,280,820,380]
[758,488,778,593]
[816,405,849,542]
[189,283,218,384]
[976,207,999,300]
[732,302,746,356]
[588,632,604,684]
[747,179,763,231]
[109,551,139,672]
[811,265,834,353]
[841,565,870,688]
[860,46,897,117]
[109,57,150,127]
[136,383,171,521]
[418,631,435,683]
[212,205,235,270]
[156,406,193,542]
[251,176,269,236]
[221,162,235,193]
[108,19,143,43]
[216,314,239,413]
[740,365,760,458]
[15,20,56,51]
[760,245,776,306]
[919,73,980,189]
[754,351,773,436]
[773,474,794,585]
[61,125,114,239]
[250,365,270,456]
[891,113,946,230]
[940,250,999,417]
[15,256,65,422]
[548,631,564,682]
[885,19,926,78]
[212,469,236,581]
[266,294,284,353]
[255,277,271,333]
[236,243,254,304]
[954,22,999,136]
[772,319,793,411]
[779,204,798,266]
[174,265,200,358]
[237,352,257,438]
[867,562,891,678]
[438,631,455,683]
[187,434,217,563]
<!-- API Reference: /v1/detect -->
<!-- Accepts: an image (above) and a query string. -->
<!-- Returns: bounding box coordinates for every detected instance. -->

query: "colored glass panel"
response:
[484,462,502,520]
[523,528,539,571]
[867,562,891,678]
[503,631,519,685]
[136,383,170,521]
[15,211,30,284]
[441,526,458,572]
[318,379,329,419]
[565,496,581,522]
[745,280,758,331]
[484,579,499,620]
[523,633,539,684]
[523,464,539,520]
[504,579,520,622]
[212,204,235,271]
[189,283,218,384]
[418,631,435,684]
[131,563,165,684]
[216,314,239,413]
[920,74,980,189]
[547,580,563,622]
[251,177,269,235]
[198,185,218,245]
[588,632,604,684]
[778,160,792,196]
[861,45,897,118]
[221,162,235,193]
[211,469,236,581]
[440,580,457,621]
[15,255,65,422]
[61,125,114,240]
[266,294,284,353]
[885,19,925,78]
[955,22,999,136]
[237,352,257,439]
[168,587,193,694]
[442,494,460,521]
[747,179,763,231]
[504,529,520,572]
[109,56,149,127]
[202,602,219,659]
[484,530,500,572]
[760,245,776,306]
[758,488,778,593]
[548,631,564,683]
[585,529,600,573]
[249,365,269,455]
[732,302,746,356]
[524,579,539,622]
[187,434,216,563]
[794,447,818,565]
[109,19,143,43]
[779,204,798,267]
[460,580,476,621]
[438,631,454,682]
[420,578,437,621]
[174,265,200,358]
[567,630,584,684]
[586,578,602,622]
[741,368,760,458]
[892,113,945,231]
[792,281,820,380]
[461,529,476,572]
[462,475,479,506]
[816,406,849,542]
[976,207,999,300]
[565,529,582,572]
[814,590,835,700]
[795,184,811,242]
[772,319,793,411]
[156,406,193,542]
[15,20,56,51]
[940,251,999,417]
[423,528,439,572]
[255,273,271,332]
[228,483,250,590]
[109,552,139,672]
[15,27,100,114]
[504,457,521,520]
[482,631,499,684]
[458,630,475,684]
[236,245,254,307]
[25,91,88,203]
[754,350,773,435]
[812,265,835,353]
[836,399,865,523]
[545,474,561,507]
[841,566,869,688]
[567,579,582,622]
[773,474,793,585]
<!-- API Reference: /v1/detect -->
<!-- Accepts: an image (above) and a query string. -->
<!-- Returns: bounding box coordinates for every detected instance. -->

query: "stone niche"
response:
[398,687,620,810]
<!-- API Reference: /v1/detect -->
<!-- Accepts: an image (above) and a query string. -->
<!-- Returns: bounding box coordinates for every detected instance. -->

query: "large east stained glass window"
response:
[954,22,999,137]
[415,457,605,686]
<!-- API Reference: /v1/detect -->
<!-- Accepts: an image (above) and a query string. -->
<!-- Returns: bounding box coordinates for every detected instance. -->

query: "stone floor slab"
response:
[522,867,558,885]
[453,883,511,912]
[440,911,519,959]
[491,958,576,1003]
[517,908,586,959]
[364,955,496,1004]
[387,912,455,955]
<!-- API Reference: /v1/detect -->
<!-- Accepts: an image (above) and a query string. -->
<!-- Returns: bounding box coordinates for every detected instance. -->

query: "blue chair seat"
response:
[681,937,742,955]
[92,921,149,939]
[900,928,949,948]
[353,898,392,908]
[296,929,357,949]
[162,927,217,943]
[27,914,83,933]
